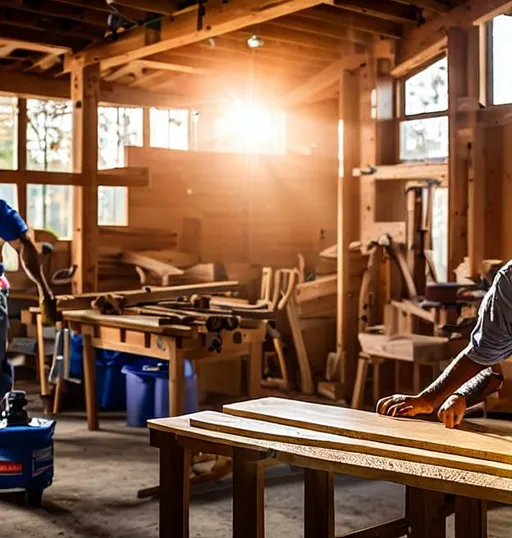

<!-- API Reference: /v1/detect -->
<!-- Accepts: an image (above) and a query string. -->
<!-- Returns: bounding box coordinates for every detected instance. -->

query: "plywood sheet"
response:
[223,397,512,465]
[189,411,512,479]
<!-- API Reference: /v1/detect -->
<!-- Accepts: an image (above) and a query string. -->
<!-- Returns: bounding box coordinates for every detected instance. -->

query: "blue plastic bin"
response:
[154,360,198,418]
[122,362,159,427]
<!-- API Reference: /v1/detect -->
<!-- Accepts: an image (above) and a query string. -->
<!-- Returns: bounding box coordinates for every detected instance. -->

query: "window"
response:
[431,187,448,282]
[27,99,73,239]
[98,106,143,226]
[400,57,448,162]
[150,108,189,150]
[491,14,512,105]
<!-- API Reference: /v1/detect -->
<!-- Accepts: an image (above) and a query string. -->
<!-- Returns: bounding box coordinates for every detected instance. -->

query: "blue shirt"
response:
[464,260,512,365]
[0,200,28,242]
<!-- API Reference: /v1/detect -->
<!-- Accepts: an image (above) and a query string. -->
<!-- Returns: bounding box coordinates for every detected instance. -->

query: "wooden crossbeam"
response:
[111,0,178,15]
[299,5,403,38]
[284,54,367,107]
[136,58,217,75]
[391,0,451,13]
[0,168,150,187]
[25,53,61,73]
[0,38,69,56]
[396,0,512,72]
[68,0,326,70]
[331,0,419,25]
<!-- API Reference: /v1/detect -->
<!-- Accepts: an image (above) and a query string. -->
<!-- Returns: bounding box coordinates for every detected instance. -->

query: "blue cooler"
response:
[122,362,159,427]
[154,360,198,417]
[0,393,55,508]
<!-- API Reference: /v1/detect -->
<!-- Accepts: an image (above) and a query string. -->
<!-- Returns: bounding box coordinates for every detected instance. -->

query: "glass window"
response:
[404,57,448,116]
[0,96,17,170]
[431,187,448,282]
[150,108,189,150]
[492,14,512,105]
[98,106,143,226]
[26,99,73,239]
[399,116,448,162]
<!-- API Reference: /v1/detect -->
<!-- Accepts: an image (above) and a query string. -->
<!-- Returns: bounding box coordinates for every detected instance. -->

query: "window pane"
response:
[27,184,73,240]
[98,186,127,226]
[399,116,448,161]
[0,180,19,272]
[150,108,189,150]
[404,57,448,116]
[493,14,512,105]
[431,187,448,282]
[0,96,17,170]
[27,99,72,172]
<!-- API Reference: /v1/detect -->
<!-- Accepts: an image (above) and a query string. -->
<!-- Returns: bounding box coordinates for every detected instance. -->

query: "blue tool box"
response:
[0,392,56,507]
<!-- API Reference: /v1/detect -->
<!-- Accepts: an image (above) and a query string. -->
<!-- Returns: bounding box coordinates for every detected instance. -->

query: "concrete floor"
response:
[1,386,512,538]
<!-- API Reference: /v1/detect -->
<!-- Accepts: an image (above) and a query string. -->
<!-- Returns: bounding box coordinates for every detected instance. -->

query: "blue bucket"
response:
[154,360,198,418]
[121,361,160,427]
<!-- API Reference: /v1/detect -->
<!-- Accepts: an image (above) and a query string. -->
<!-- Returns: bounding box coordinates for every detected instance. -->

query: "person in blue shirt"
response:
[377,261,512,428]
[0,200,56,398]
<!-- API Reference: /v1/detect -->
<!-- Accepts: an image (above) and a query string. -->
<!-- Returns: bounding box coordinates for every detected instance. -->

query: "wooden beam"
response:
[0,24,87,52]
[298,5,403,38]
[69,0,326,70]
[284,54,367,107]
[16,97,27,221]
[111,0,178,15]
[473,1,512,24]
[25,53,61,73]
[136,58,216,76]
[72,62,100,294]
[366,163,448,182]
[397,0,512,72]
[391,37,447,78]
[0,38,69,56]
[330,0,419,25]
[50,0,144,18]
[391,0,451,13]
[338,62,361,397]
[476,104,512,126]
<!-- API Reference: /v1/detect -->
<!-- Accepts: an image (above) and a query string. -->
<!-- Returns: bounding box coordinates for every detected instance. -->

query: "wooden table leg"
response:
[82,333,99,431]
[248,342,262,398]
[351,355,369,409]
[455,497,487,538]
[170,342,184,416]
[36,313,50,399]
[304,469,334,538]
[406,487,447,538]
[159,436,191,538]
[232,448,265,538]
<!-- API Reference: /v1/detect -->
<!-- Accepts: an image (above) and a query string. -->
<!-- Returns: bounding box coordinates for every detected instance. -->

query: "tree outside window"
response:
[98,106,143,226]
[150,108,189,150]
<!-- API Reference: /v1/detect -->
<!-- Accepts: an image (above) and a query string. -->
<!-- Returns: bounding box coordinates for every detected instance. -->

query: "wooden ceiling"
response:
[0,0,462,106]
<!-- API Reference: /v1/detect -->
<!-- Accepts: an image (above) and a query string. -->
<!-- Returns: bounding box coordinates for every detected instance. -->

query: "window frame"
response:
[397,54,449,163]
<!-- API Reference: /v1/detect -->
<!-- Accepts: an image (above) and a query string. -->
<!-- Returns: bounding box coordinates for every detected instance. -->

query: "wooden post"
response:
[82,331,99,431]
[337,61,362,397]
[304,469,334,538]
[143,107,150,148]
[71,62,100,294]
[406,487,447,538]
[170,341,184,416]
[454,497,487,538]
[447,28,470,281]
[17,97,27,220]
[158,436,191,538]
[232,448,265,538]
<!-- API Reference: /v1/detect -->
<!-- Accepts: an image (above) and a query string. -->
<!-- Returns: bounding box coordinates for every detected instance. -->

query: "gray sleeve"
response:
[464,271,512,366]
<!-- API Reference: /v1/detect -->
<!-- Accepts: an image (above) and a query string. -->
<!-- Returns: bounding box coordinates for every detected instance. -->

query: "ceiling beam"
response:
[396,0,512,71]
[283,53,366,107]
[297,5,403,38]
[391,0,451,14]
[330,0,419,25]
[0,38,69,56]
[50,0,144,19]
[136,58,217,75]
[268,15,374,43]
[0,23,88,51]
[25,53,62,73]
[110,0,178,15]
[68,0,326,70]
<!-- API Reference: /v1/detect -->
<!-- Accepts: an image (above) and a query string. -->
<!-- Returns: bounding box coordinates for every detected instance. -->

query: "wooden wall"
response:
[126,146,338,269]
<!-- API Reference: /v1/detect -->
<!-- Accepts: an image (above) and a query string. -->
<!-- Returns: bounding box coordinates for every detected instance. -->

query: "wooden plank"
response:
[189,410,512,479]
[111,0,178,15]
[295,275,337,304]
[56,281,239,311]
[69,0,326,71]
[223,397,512,465]
[331,1,418,25]
[16,97,27,221]
[149,414,512,504]
[367,163,448,183]
[71,62,100,294]
[0,37,69,55]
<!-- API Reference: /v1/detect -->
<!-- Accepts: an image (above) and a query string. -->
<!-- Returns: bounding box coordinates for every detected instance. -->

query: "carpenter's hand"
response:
[40,295,57,326]
[376,394,435,418]
[437,394,466,429]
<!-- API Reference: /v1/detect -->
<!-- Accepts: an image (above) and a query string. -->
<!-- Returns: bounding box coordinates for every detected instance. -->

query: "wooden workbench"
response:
[148,397,512,538]
[61,309,265,431]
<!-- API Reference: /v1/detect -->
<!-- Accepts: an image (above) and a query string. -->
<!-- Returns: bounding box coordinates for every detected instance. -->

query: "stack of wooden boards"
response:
[149,396,512,538]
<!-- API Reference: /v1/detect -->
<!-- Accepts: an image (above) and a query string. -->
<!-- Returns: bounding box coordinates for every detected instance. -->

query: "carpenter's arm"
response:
[453,364,504,407]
